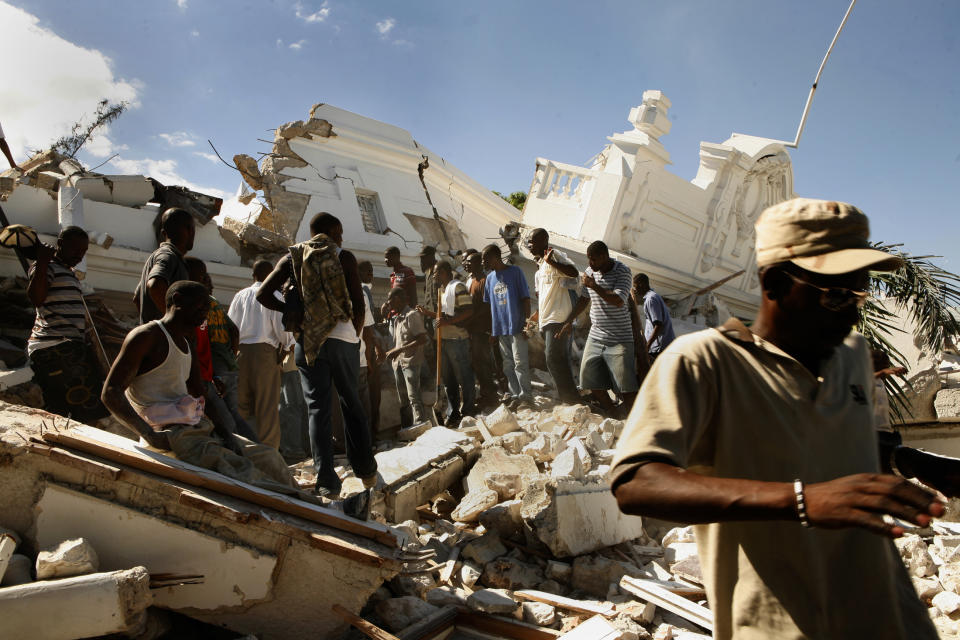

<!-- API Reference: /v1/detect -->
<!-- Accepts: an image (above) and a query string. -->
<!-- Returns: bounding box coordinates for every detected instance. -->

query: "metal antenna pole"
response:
[732,0,857,149]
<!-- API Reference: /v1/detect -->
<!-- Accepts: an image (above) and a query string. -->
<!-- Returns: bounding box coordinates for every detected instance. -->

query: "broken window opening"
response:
[356,191,387,235]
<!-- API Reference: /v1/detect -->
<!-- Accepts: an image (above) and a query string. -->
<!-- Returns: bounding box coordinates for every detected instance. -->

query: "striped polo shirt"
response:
[585,259,632,344]
[28,261,86,354]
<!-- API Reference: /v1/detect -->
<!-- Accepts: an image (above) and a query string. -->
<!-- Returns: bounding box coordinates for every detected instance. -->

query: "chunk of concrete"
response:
[466,588,519,614]
[485,405,522,436]
[499,430,534,454]
[465,446,539,494]
[0,567,151,640]
[375,596,441,632]
[523,432,565,462]
[551,446,585,480]
[426,586,469,607]
[935,388,960,420]
[523,601,558,626]
[915,576,944,600]
[571,555,645,598]
[1,553,32,586]
[896,534,936,578]
[0,533,16,583]
[485,472,524,501]
[460,562,482,588]
[566,437,593,472]
[934,590,960,615]
[552,404,591,428]
[479,500,524,539]
[521,477,645,557]
[546,560,572,582]
[463,533,507,566]
[481,557,545,590]
[661,526,695,547]
[452,489,500,523]
[36,538,99,580]
[600,418,625,439]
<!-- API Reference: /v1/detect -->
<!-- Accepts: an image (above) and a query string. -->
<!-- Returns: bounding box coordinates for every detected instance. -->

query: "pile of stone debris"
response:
[306,399,960,640]
[291,400,712,639]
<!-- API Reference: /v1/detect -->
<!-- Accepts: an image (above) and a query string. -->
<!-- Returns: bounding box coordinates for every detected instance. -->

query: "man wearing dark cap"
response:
[611,198,946,639]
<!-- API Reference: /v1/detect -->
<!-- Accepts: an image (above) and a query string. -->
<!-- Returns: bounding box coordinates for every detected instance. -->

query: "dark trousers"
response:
[204,380,259,442]
[30,340,108,423]
[441,337,476,419]
[296,338,377,480]
[469,333,499,407]
[542,322,580,403]
[279,369,310,458]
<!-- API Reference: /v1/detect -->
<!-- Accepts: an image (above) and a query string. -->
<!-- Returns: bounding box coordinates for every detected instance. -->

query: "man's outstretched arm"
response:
[614,460,944,539]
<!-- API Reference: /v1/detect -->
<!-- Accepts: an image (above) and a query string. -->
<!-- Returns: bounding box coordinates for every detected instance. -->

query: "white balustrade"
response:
[533,159,596,205]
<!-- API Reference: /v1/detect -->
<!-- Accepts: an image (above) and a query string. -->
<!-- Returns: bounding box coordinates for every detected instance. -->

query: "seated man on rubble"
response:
[611,198,953,639]
[101,280,296,493]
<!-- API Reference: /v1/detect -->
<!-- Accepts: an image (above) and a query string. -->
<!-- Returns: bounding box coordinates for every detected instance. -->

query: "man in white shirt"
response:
[228,260,293,449]
[526,228,581,404]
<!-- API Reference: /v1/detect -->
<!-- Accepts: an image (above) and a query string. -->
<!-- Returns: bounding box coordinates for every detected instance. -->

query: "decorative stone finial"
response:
[628,91,672,140]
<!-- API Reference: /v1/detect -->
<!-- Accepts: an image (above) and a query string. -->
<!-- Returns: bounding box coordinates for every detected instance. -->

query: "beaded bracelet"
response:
[794,479,811,528]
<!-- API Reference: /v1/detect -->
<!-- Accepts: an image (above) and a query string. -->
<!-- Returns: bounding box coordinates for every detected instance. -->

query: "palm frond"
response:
[858,243,960,424]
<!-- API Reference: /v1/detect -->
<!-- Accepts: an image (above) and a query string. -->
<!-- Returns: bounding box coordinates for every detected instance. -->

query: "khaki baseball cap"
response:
[755,198,902,274]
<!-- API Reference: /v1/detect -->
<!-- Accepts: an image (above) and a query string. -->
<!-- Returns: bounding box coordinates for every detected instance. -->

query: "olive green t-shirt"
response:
[610,319,936,640]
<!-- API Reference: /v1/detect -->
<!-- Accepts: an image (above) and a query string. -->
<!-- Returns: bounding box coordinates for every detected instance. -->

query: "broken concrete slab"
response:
[452,489,500,523]
[552,446,585,480]
[466,588,520,614]
[523,432,565,462]
[425,585,469,607]
[572,555,645,598]
[376,427,477,523]
[521,477,645,557]
[485,471,524,501]
[35,537,99,580]
[481,556,545,590]
[36,484,276,610]
[523,601,558,626]
[465,446,539,495]
[462,533,507,566]
[0,532,16,583]
[0,566,151,640]
[484,404,522,436]
[896,534,936,578]
[375,596,441,632]
[478,500,523,539]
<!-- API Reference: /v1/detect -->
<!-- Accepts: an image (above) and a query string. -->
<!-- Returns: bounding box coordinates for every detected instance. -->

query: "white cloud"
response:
[190,29,200,37]
[85,136,128,159]
[276,38,284,47]
[176,0,188,9]
[289,39,307,51]
[158,132,196,147]
[295,1,329,23]
[110,156,228,199]
[193,151,220,164]
[376,18,396,36]
[0,2,140,161]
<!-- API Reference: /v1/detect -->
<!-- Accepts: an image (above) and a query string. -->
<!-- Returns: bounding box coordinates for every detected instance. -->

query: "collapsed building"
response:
[1,93,959,638]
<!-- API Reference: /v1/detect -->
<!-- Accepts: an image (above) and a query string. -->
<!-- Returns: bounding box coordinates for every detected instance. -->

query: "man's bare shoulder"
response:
[123,322,162,347]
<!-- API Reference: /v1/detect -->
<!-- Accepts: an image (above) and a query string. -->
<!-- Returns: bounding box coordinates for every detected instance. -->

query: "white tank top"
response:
[126,321,192,409]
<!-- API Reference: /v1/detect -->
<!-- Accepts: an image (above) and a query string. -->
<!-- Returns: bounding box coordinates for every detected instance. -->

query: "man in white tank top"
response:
[101,281,296,492]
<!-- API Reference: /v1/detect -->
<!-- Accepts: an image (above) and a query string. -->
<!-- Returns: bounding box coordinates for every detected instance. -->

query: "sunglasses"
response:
[783,271,869,311]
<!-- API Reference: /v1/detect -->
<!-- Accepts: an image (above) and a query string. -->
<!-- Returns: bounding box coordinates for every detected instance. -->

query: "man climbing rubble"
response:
[611,198,950,639]
[101,280,296,492]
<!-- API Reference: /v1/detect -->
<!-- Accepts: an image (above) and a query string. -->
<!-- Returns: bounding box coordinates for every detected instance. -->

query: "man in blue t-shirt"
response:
[481,244,533,409]
[633,273,675,362]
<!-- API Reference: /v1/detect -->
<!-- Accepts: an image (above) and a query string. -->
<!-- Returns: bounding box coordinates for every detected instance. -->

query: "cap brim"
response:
[790,248,904,275]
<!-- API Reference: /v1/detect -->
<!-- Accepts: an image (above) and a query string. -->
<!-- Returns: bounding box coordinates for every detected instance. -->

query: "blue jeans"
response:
[498,334,533,402]
[296,338,377,480]
[393,361,427,427]
[441,338,475,418]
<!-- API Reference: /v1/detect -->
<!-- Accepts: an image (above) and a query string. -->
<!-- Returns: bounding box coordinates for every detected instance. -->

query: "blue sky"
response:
[2,0,958,267]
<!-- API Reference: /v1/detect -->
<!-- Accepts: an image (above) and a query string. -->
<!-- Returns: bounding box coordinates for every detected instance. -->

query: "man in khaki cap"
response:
[610,198,947,639]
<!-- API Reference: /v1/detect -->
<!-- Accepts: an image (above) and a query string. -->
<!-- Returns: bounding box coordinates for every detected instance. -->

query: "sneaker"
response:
[444,413,462,428]
[341,489,370,521]
[313,471,342,499]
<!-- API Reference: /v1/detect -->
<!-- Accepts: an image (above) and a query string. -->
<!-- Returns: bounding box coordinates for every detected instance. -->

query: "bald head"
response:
[252,259,273,282]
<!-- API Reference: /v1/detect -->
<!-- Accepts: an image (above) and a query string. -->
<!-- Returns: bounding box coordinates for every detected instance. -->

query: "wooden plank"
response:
[396,605,457,640]
[514,590,616,618]
[42,427,399,548]
[438,545,460,584]
[619,576,713,632]
[308,533,401,571]
[455,611,561,639]
[332,604,402,640]
[557,615,623,639]
[177,490,253,523]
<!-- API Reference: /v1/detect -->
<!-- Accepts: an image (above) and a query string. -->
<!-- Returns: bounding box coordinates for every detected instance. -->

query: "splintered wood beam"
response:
[619,576,713,632]
[331,604,402,640]
[514,590,616,618]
